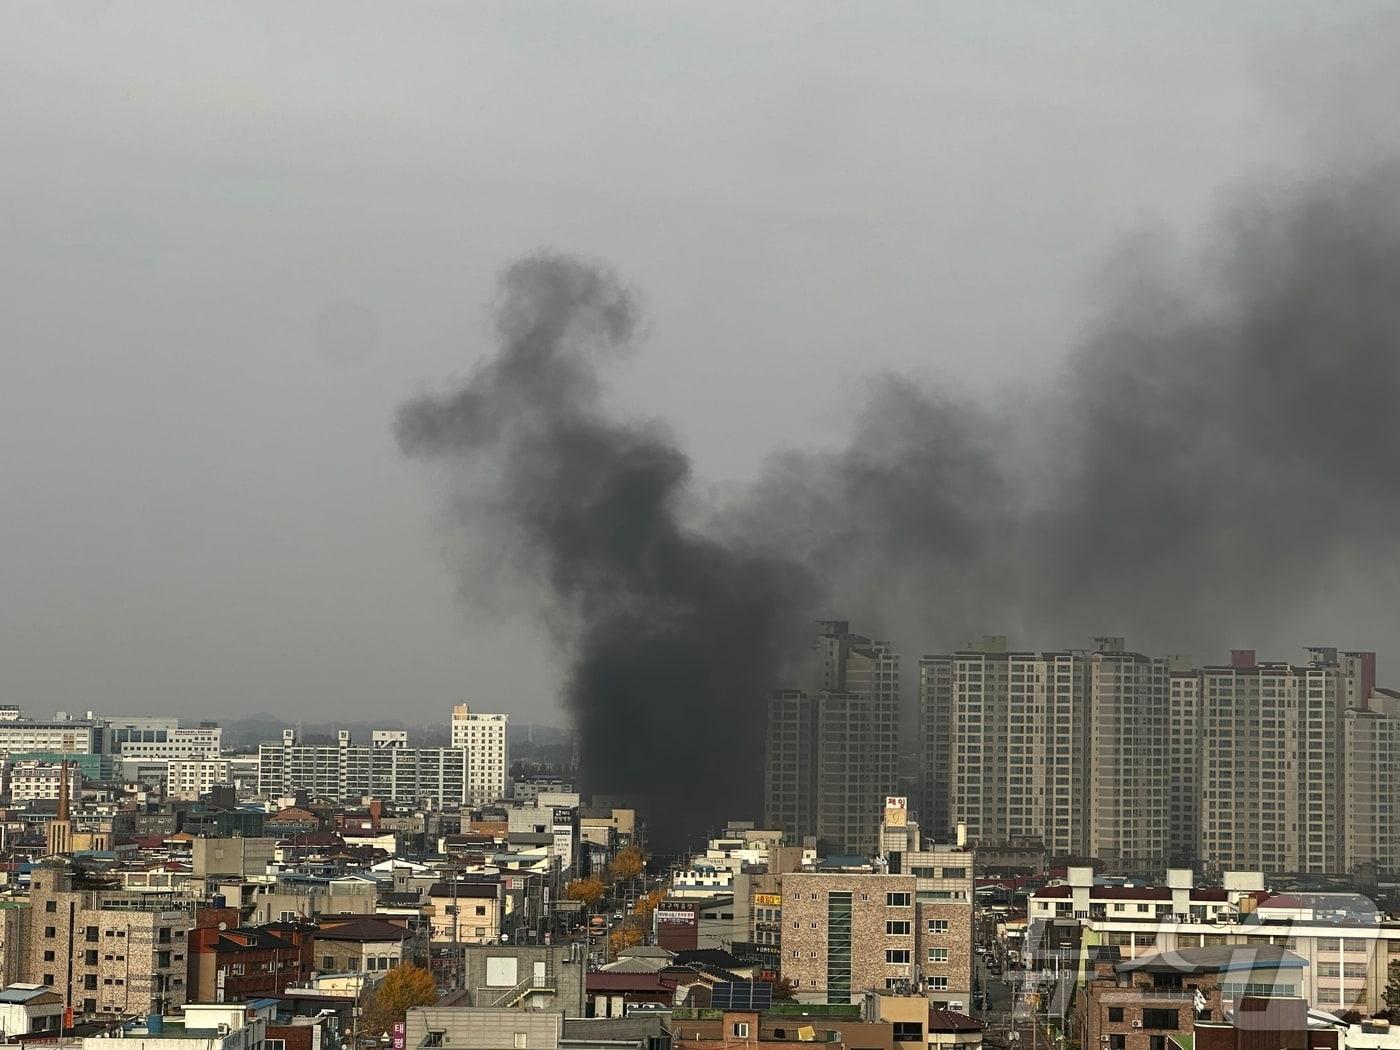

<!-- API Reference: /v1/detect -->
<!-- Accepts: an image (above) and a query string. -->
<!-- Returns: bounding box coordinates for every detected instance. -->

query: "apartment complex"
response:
[917,638,1392,875]
[921,637,1094,859]
[23,867,194,1017]
[764,623,899,855]
[257,729,471,807]
[450,704,509,804]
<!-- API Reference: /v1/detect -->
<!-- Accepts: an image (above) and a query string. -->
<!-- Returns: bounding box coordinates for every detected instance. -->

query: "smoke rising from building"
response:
[400,164,1400,839]
[397,256,815,845]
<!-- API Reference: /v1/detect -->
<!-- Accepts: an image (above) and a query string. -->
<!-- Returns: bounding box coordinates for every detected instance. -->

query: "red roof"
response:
[929,1011,983,1033]
[1258,894,1306,909]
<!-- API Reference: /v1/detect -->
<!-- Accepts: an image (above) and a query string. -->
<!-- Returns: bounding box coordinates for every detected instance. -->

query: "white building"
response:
[258,729,471,808]
[6,761,82,803]
[451,705,509,804]
[168,759,232,801]
[108,718,223,760]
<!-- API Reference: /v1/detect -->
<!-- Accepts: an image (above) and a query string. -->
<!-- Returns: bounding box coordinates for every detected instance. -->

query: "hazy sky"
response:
[1,1,1389,725]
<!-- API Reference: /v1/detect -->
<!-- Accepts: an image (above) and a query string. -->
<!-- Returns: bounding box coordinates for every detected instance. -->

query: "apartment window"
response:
[43,951,55,962]
[1108,1008,1124,1023]
[85,950,98,965]
[886,949,911,964]
[928,948,949,963]
[928,919,949,934]
[887,921,911,936]
[733,1023,750,1038]
[83,975,98,990]
[929,976,949,990]
[45,901,56,913]
[42,974,54,986]
[44,926,57,939]
[942,867,966,879]
[886,892,911,907]
[1110,1038,1126,1050]
[323,956,334,969]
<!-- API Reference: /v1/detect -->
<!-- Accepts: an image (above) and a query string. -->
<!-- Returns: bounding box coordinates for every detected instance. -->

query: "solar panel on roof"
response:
[712,981,773,1010]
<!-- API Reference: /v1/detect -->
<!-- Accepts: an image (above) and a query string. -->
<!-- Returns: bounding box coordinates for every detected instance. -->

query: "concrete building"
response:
[1029,867,1400,1016]
[109,720,223,761]
[1086,642,1170,872]
[1344,689,1400,875]
[1076,947,1310,1050]
[1198,649,1352,875]
[0,716,106,755]
[779,871,918,1004]
[451,705,510,805]
[764,622,900,855]
[168,760,232,801]
[23,866,195,1018]
[449,944,588,1014]
[312,917,412,976]
[83,1002,270,1050]
[1167,663,1203,867]
[917,655,954,838]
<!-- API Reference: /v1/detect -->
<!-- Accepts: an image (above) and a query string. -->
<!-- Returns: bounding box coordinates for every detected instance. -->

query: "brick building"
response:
[1076,946,1308,1050]
[779,872,917,1004]
[23,867,194,1019]
[186,908,314,1002]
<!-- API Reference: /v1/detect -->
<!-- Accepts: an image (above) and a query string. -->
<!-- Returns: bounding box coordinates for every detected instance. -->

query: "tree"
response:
[632,888,664,920]
[607,925,643,960]
[1385,960,1400,1016]
[565,877,606,908]
[771,976,797,1002]
[360,964,437,1037]
[609,846,645,882]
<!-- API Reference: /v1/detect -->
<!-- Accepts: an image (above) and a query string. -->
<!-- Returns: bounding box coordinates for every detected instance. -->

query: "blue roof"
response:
[0,985,59,1004]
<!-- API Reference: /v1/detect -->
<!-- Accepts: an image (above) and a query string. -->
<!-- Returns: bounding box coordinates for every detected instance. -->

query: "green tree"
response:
[1385,960,1400,1015]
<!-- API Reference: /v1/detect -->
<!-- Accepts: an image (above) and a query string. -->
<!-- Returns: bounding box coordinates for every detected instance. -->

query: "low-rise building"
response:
[0,983,65,1037]
[312,917,412,976]
[780,871,918,1004]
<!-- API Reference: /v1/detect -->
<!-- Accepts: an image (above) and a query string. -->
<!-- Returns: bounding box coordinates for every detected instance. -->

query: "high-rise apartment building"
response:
[258,729,471,808]
[1086,641,1170,871]
[451,705,509,804]
[764,622,899,855]
[1198,648,1349,874]
[917,655,953,838]
[1166,662,1202,867]
[1344,689,1400,874]
[939,639,1092,859]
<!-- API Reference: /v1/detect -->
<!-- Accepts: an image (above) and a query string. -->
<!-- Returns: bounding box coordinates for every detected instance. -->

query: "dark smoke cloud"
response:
[742,164,1400,658]
[397,255,815,847]
[402,164,1400,840]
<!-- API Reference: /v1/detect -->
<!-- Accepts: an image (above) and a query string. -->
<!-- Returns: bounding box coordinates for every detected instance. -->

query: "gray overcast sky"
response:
[0,1,1386,725]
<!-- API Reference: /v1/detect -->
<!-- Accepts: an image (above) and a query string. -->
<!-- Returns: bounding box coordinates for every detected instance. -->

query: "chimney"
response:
[57,759,70,821]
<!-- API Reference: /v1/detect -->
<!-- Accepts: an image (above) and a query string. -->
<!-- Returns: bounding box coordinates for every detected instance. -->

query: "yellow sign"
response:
[755,893,782,907]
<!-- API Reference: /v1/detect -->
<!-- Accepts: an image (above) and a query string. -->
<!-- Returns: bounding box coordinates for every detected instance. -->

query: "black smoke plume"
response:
[397,256,815,848]
[401,165,1400,841]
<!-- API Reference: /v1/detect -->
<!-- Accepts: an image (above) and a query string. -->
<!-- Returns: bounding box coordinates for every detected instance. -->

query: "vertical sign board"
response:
[392,1023,406,1050]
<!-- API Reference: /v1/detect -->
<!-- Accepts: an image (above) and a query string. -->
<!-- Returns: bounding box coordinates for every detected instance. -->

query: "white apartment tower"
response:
[451,704,509,804]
